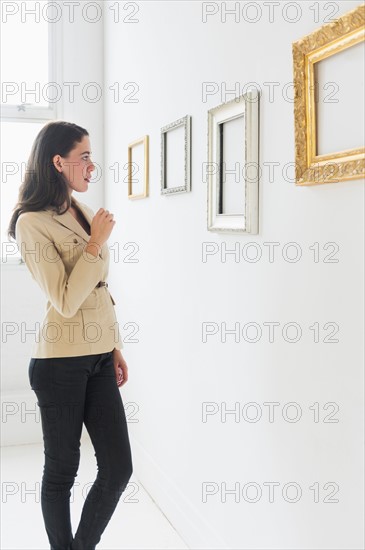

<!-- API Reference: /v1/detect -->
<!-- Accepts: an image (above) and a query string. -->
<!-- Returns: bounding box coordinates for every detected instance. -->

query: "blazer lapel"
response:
[52,197,92,243]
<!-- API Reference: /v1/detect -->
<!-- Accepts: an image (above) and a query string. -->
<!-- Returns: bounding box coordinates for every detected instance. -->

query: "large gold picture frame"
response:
[292,4,365,185]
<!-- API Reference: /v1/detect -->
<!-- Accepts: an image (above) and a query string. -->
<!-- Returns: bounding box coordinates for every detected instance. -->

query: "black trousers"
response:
[28,350,133,550]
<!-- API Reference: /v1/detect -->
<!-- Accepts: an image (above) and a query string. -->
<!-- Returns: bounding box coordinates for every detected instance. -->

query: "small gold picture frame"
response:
[292,4,365,185]
[127,135,149,199]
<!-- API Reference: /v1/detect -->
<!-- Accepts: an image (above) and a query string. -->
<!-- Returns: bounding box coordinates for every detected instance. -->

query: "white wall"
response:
[103,1,364,549]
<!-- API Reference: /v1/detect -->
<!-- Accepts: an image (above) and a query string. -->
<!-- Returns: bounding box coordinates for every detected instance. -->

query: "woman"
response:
[8,120,133,550]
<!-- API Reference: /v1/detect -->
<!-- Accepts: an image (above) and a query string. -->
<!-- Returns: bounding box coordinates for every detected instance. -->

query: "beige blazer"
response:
[15,196,123,358]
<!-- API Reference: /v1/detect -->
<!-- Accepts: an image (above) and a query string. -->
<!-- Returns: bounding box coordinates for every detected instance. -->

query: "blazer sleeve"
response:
[15,213,105,318]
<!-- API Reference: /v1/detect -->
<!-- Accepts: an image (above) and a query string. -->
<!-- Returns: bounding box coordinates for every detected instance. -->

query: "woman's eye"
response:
[82,155,90,161]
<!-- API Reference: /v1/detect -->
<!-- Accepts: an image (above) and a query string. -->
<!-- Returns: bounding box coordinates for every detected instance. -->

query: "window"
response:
[1,5,62,264]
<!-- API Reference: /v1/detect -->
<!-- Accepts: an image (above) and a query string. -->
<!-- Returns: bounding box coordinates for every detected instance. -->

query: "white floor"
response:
[1,437,189,550]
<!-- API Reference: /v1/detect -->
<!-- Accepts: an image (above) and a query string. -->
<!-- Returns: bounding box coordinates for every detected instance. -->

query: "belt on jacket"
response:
[95,281,108,288]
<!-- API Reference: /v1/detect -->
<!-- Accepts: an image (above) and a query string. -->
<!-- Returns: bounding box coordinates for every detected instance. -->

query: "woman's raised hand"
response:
[90,208,116,247]
[85,208,116,257]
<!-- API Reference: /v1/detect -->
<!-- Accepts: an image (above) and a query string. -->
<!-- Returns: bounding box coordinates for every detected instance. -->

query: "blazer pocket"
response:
[80,290,98,309]
[56,233,83,261]
[79,291,100,343]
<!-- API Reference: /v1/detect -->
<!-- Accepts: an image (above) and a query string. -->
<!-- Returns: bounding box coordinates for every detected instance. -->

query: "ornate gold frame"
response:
[127,135,149,199]
[292,4,365,185]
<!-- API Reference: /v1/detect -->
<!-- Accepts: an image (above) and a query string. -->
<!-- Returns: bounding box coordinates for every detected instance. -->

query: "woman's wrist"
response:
[85,239,102,257]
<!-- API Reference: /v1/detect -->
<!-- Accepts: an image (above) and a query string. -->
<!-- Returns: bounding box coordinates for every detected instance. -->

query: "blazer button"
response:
[73,238,78,243]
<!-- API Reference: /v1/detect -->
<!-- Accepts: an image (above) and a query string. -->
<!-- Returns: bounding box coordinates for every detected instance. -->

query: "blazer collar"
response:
[51,196,91,243]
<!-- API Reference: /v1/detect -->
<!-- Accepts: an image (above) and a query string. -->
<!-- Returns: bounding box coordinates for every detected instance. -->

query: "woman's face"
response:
[53,135,95,193]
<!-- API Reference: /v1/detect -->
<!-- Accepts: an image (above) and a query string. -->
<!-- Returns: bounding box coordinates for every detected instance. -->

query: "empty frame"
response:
[292,4,365,185]
[161,115,191,194]
[207,88,260,233]
[128,135,149,199]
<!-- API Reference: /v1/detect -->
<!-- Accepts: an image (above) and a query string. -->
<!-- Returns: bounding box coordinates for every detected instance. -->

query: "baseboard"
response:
[130,434,228,549]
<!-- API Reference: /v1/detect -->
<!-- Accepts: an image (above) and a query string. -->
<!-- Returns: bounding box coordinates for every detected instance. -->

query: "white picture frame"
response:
[207,88,260,233]
[161,115,191,195]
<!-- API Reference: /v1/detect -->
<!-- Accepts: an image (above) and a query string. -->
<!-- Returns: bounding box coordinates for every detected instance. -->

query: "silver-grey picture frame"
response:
[161,115,191,195]
[207,88,260,233]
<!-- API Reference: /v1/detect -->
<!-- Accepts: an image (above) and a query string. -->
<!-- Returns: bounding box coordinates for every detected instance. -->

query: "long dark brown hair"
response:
[7,120,89,241]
